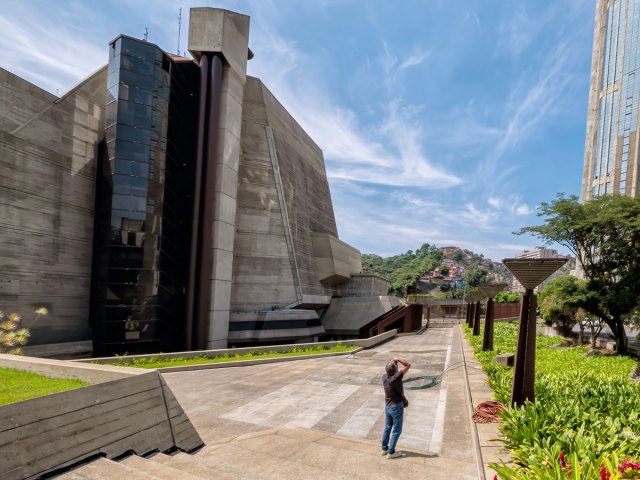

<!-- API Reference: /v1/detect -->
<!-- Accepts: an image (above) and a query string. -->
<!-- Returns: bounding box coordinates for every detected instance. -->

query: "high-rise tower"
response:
[582,0,640,200]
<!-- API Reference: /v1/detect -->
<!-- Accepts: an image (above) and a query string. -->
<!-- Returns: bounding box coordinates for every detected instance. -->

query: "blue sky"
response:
[0,0,595,262]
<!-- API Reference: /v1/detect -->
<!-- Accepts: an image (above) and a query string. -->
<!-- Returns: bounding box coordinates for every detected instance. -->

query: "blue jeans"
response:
[381,403,404,454]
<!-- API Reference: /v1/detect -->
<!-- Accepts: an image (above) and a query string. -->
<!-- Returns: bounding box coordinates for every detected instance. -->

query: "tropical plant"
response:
[0,311,29,355]
[465,323,640,479]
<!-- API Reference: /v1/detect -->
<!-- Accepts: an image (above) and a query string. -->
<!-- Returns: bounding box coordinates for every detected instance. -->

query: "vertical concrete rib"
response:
[266,125,303,304]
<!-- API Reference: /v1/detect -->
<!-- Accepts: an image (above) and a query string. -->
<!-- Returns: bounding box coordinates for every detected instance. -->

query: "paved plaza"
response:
[162,325,483,478]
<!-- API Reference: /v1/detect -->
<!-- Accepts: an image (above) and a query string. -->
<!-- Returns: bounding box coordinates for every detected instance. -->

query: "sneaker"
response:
[387,452,402,459]
[381,450,388,456]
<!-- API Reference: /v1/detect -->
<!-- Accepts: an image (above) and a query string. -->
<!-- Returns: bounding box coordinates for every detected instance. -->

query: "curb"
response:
[458,326,486,480]
[458,326,512,479]
[153,347,364,373]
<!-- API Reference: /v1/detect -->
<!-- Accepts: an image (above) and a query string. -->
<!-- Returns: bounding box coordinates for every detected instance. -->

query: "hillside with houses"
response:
[362,244,512,296]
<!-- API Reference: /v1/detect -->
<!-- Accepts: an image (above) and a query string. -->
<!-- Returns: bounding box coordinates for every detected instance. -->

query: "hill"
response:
[362,244,512,296]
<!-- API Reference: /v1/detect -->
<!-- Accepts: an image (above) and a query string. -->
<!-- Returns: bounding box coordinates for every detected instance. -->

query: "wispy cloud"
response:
[399,48,431,70]
[0,7,106,94]
[249,27,460,189]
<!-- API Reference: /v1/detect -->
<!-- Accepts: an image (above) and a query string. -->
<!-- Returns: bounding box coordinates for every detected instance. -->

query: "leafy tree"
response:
[439,265,450,276]
[518,193,640,354]
[494,291,521,304]
[538,275,592,338]
[463,267,489,287]
[451,251,464,262]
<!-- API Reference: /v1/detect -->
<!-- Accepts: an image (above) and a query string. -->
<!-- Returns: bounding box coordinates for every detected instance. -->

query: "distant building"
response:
[582,0,640,200]
[0,8,394,356]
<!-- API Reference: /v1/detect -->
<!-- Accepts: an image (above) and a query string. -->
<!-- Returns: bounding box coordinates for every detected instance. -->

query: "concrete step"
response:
[120,453,207,480]
[150,452,238,480]
[56,457,157,480]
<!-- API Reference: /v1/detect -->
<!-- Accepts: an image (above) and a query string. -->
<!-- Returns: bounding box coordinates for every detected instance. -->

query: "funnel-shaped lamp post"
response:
[503,257,568,406]
[478,283,507,351]
[466,292,483,335]
[465,294,475,327]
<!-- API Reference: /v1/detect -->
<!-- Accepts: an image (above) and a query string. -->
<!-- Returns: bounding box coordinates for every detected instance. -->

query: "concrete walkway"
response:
[160,325,484,479]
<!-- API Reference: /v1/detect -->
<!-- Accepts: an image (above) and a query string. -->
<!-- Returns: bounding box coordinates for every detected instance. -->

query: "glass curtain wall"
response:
[91,36,197,355]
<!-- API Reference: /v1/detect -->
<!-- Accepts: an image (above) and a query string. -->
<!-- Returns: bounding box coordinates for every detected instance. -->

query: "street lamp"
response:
[503,257,568,406]
[466,291,484,335]
[477,283,507,351]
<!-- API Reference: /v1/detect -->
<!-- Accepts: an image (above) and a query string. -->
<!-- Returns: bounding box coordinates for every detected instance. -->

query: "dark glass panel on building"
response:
[90,36,198,356]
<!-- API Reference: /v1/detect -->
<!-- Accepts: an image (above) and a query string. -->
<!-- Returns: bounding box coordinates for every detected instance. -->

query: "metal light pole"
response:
[478,283,507,351]
[503,257,568,406]
[466,292,483,334]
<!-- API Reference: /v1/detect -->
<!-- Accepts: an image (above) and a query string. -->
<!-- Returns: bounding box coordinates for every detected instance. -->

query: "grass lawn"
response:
[0,367,89,406]
[103,343,359,369]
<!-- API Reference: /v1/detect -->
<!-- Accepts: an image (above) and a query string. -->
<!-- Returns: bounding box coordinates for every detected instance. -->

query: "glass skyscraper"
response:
[582,0,640,200]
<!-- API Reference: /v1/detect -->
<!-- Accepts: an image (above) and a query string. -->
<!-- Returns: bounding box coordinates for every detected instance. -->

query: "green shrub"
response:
[464,324,640,478]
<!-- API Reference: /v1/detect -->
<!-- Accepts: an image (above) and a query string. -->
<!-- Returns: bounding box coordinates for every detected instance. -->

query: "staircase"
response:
[54,427,478,480]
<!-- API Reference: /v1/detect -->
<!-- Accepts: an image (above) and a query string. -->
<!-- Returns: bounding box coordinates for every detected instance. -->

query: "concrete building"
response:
[0,8,394,356]
[582,0,640,200]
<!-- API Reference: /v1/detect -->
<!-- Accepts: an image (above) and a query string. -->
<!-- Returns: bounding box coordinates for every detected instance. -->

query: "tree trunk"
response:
[615,320,628,355]
[589,324,597,351]
[578,324,584,344]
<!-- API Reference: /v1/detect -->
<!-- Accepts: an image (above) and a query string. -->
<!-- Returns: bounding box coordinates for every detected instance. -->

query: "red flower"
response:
[618,458,640,473]
[560,452,566,469]
[600,466,611,480]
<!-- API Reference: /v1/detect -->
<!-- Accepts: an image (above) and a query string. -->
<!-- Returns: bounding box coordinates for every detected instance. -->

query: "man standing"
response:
[381,356,411,459]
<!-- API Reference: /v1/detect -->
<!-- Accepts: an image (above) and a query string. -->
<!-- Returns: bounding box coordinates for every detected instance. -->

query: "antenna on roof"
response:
[144,27,149,41]
[177,8,182,55]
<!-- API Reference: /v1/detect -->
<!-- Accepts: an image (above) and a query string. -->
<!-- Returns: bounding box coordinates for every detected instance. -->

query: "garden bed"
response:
[465,323,640,479]
[99,343,359,369]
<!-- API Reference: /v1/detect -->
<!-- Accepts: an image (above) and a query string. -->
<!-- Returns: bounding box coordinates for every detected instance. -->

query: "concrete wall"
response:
[232,77,354,313]
[0,66,106,345]
[232,77,298,312]
[322,296,401,336]
[262,81,340,297]
[311,232,362,283]
[326,274,389,298]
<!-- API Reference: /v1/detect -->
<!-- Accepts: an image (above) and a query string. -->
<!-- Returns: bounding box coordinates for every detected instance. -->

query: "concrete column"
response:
[189,8,250,348]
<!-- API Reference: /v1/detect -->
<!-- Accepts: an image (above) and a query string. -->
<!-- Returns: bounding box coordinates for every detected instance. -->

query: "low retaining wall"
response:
[0,356,203,480]
[82,329,397,366]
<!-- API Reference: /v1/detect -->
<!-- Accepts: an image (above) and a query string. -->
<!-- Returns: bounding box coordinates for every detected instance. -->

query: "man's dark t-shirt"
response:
[382,370,404,406]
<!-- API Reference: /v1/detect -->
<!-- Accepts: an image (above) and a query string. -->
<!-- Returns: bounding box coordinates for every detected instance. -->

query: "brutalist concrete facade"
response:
[0,66,106,345]
[0,7,395,355]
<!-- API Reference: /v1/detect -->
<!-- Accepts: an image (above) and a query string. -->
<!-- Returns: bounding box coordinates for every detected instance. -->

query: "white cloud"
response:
[399,48,431,70]
[514,204,531,216]
[488,197,503,209]
[0,9,106,94]
[249,28,460,189]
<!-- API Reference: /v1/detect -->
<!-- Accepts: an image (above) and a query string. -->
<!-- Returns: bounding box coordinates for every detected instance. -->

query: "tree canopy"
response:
[361,243,443,294]
[518,193,640,353]
[494,291,521,304]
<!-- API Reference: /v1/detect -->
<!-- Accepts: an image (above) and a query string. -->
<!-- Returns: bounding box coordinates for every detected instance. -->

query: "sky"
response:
[0,0,596,262]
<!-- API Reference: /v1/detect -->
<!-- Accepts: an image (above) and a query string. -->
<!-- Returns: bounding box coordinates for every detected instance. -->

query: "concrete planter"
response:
[0,355,202,480]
